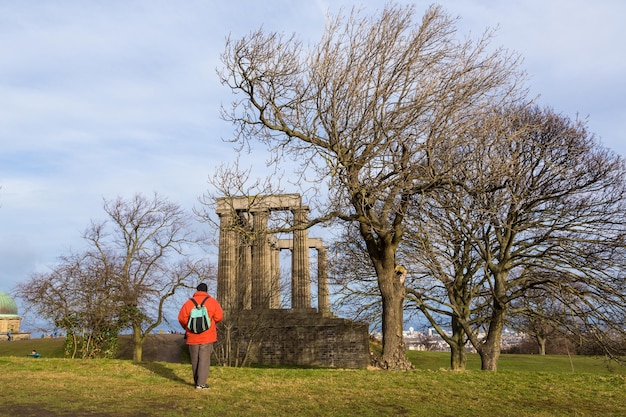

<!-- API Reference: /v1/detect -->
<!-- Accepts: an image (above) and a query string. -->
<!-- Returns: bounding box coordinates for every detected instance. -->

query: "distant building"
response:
[402,327,525,353]
[0,291,30,341]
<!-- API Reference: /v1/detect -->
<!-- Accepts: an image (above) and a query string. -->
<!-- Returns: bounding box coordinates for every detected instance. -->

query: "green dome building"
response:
[1,291,27,341]
[0,291,18,315]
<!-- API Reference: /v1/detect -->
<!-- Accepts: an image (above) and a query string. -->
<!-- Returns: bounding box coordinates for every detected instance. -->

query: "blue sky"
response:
[1,0,625,309]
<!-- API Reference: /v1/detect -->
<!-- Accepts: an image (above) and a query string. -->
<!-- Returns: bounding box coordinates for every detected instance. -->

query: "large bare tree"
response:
[407,105,626,370]
[217,3,525,369]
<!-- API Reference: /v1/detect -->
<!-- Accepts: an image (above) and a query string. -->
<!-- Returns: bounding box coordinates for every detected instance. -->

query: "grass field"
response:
[0,337,624,417]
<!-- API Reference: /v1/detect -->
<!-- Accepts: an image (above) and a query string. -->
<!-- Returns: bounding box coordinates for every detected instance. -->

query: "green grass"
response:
[0,337,66,358]
[405,350,626,374]
[0,339,625,417]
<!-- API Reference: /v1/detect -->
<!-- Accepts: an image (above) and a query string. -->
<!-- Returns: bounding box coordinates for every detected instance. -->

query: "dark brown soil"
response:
[116,333,187,363]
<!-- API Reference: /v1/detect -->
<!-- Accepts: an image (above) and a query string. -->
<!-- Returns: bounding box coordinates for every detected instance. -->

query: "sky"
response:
[1,1,625,322]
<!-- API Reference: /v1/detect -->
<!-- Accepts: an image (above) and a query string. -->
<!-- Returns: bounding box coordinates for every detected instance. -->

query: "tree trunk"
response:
[479,346,500,371]
[476,270,508,371]
[536,335,547,355]
[449,317,467,370]
[379,270,412,370]
[450,344,467,371]
[132,324,144,362]
[478,305,505,371]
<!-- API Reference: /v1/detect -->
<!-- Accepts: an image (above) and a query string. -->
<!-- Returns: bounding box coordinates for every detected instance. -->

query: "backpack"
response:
[187,296,211,334]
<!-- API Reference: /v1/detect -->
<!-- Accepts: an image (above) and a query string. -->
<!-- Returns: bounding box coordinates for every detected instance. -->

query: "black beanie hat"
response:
[196,283,208,292]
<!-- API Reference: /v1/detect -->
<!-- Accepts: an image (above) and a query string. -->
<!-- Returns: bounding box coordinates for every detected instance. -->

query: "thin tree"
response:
[83,193,203,362]
[403,216,488,371]
[217,3,525,369]
[507,286,574,355]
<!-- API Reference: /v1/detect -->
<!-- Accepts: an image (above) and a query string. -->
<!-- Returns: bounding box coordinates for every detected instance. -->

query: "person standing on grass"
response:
[178,283,223,390]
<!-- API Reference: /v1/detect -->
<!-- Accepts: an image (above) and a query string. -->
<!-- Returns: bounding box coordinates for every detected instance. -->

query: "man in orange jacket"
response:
[178,283,223,390]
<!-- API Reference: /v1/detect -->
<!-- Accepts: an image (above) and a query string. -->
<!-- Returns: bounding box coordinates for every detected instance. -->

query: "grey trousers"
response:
[188,343,213,386]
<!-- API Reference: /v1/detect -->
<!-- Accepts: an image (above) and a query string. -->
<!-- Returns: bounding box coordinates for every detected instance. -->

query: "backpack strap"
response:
[190,296,210,307]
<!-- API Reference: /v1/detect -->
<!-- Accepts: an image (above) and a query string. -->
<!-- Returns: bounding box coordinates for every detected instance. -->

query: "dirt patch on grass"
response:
[116,334,187,363]
[4,404,157,417]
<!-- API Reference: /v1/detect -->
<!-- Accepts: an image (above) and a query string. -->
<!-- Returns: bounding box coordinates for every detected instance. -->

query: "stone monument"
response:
[215,194,369,368]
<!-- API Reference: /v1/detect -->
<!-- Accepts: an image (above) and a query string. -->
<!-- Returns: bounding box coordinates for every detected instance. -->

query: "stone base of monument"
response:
[217,309,370,369]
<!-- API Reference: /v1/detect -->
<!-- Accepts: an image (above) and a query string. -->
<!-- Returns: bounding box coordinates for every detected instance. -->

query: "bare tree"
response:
[403,217,488,371]
[328,224,382,325]
[332,211,484,371]
[216,3,525,370]
[16,252,124,358]
[84,193,204,362]
[507,286,575,355]
[16,193,205,361]
[408,105,626,370]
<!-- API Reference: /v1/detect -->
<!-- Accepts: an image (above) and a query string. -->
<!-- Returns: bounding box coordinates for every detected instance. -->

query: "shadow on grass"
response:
[136,361,190,386]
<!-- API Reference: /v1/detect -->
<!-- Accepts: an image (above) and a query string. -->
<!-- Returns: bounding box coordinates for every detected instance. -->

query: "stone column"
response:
[317,246,330,313]
[251,209,271,309]
[236,218,252,310]
[291,206,310,309]
[216,210,237,312]
[270,245,281,308]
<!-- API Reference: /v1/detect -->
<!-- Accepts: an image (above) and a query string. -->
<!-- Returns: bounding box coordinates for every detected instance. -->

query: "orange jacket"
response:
[177,291,223,345]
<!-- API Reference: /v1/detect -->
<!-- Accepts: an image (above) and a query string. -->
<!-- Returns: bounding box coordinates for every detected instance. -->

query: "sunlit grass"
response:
[1,338,625,416]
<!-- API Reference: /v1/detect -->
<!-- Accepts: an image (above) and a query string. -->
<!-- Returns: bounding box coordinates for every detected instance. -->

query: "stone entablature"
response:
[216,195,329,313]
